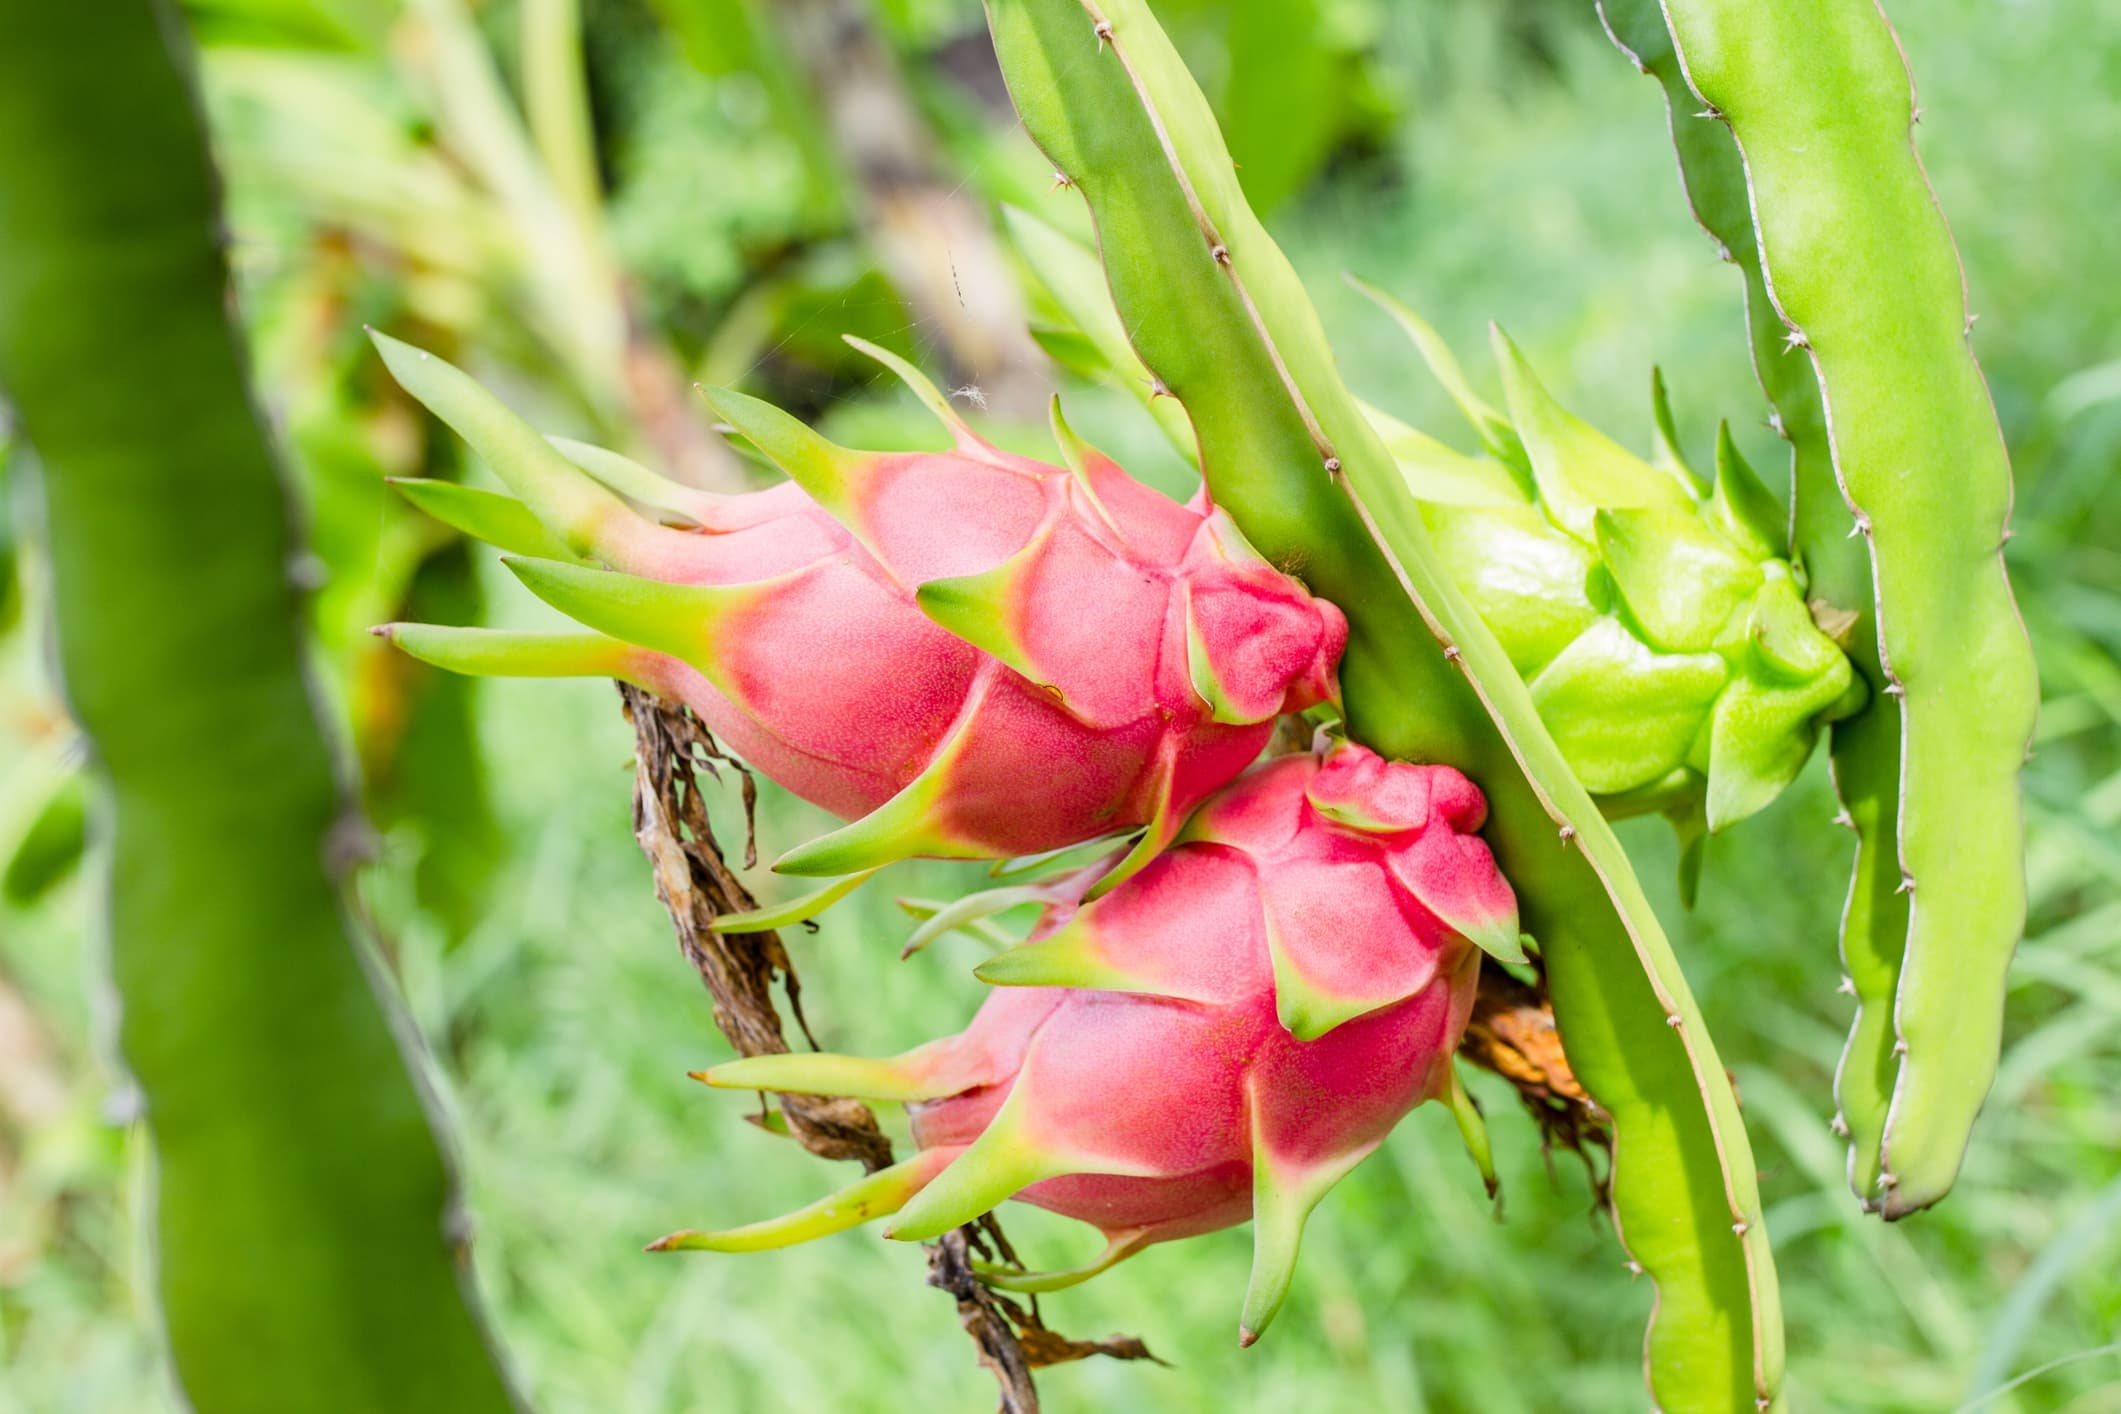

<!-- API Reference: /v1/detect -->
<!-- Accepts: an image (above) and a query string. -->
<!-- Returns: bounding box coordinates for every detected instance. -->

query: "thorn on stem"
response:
[1625,1260,1644,1277]
[1896,873,1916,895]
[1880,1171,1900,1190]
[1665,1013,1684,1030]
[1884,680,1906,698]
[1830,1113,1850,1137]
[1767,411,1787,439]
[1322,456,1341,475]
[1093,19,1113,50]
[1849,511,1873,538]
[1148,376,1173,400]
[1693,105,1724,121]
[1050,170,1073,191]
[1210,243,1231,266]
[1732,1220,1749,1237]
[1782,327,1810,352]
[1893,1039,1909,1056]
[1837,975,1856,996]
[1442,645,1463,665]
[1557,824,1577,847]
[1832,809,1855,830]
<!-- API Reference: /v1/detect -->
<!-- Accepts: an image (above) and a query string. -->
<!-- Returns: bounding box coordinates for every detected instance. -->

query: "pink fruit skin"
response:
[903,743,1511,1253]
[619,438,1347,860]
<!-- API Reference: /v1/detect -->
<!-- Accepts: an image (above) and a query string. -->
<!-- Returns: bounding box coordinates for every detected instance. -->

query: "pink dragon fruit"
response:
[370,332,1346,883]
[659,740,1519,1343]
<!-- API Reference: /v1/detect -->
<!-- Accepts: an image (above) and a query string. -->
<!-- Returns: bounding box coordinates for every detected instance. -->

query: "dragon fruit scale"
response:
[660,740,1518,1345]
[369,331,1346,882]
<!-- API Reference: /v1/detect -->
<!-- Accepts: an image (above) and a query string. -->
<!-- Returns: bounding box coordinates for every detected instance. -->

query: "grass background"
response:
[3,0,2118,1409]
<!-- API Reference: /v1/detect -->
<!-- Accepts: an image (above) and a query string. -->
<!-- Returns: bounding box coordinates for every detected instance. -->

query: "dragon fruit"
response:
[1355,290,1862,889]
[658,740,1517,1344]
[369,332,1346,882]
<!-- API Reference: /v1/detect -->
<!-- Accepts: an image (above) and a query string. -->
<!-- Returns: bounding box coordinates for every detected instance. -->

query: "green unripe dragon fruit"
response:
[1358,289,1864,884]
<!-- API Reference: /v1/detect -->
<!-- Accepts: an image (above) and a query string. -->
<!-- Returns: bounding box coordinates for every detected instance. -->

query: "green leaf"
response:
[0,6,518,1409]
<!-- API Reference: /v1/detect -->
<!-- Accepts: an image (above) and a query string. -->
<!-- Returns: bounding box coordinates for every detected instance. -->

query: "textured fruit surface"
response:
[372,334,1345,875]
[677,741,1511,1344]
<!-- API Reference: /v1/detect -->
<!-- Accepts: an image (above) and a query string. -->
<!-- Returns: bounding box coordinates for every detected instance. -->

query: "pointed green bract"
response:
[1709,423,1786,564]
[549,436,725,524]
[973,912,1203,999]
[1491,326,1692,540]
[648,1150,952,1253]
[913,542,1047,691]
[771,722,978,875]
[1265,917,1380,1042]
[1349,276,1527,478]
[900,883,1049,957]
[378,623,647,684]
[1083,758,1181,900]
[389,478,584,562]
[370,330,647,565]
[1369,399,1528,508]
[894,896,1022,953]
[974,1228,1152,1293]
[707,869,883,934]
[1444,1063,1499,1202]
[1648,367,1702,490]
[501,555,769,701]
[698,383,880,545]
[699,1043,970,1103]
[885,1083,1091,1241]
[1046,394,1125,537]
[844,335,982,447]
[1240,1099,1372,1345]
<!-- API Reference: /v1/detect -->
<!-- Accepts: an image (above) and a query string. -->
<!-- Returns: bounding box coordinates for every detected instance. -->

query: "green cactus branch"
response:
[1655,0,2040,1218]
[1595,0,1913,1207]
[984,0,1783,1407]
[0,3,520,1411]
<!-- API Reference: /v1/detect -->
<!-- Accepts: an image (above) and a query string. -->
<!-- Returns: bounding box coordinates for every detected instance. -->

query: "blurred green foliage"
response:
[2,0,2117,1410]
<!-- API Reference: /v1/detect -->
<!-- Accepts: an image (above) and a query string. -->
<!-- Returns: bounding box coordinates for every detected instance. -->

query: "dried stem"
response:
[620,685,1155,1407]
